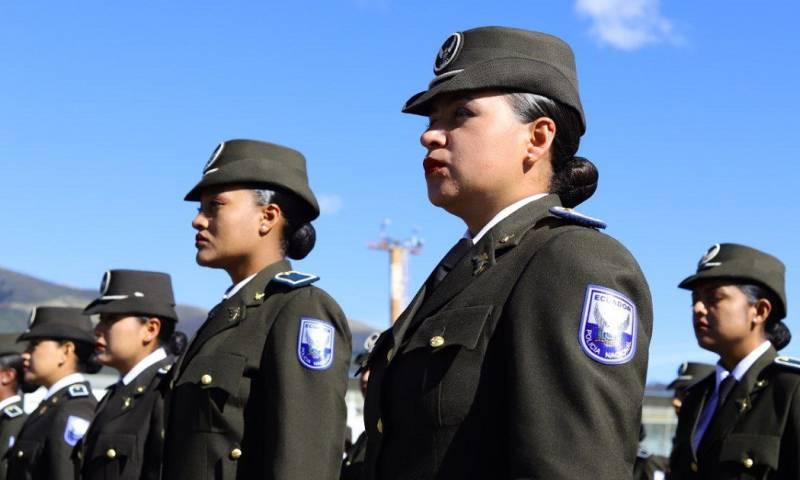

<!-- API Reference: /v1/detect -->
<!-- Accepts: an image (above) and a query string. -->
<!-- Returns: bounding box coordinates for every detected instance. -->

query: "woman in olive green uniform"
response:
[362,27,652,479]
[162,139,351,480]
[669,243,799,479]
[7,307,98,480]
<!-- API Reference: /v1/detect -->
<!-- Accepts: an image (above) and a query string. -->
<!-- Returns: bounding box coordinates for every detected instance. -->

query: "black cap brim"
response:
[17,326,96,345]
[84,298,178,323]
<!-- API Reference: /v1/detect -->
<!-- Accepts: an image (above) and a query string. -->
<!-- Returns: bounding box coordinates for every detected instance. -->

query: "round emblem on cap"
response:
[28,307,37,327]
[203,142,225,174]
[100,270,111,295]
[698,243,722,269]
[434,32,463,74]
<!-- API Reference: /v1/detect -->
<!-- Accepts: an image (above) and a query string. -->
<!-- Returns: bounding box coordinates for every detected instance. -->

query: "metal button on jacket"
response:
[429,336,445,348]
[230,448,242,460]
[743,457,754,469]
[106,449,117,459]
[201,374,213,385]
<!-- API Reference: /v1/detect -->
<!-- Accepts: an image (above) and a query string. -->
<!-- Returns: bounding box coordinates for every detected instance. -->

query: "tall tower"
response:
[368,220,423,324]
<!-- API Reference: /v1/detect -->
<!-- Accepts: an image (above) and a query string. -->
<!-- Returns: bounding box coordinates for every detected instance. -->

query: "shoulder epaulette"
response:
[157,364,172,375]
[67,384,90,398]
[273,270,319,288]
[548,206,607,229]
[637,447,652,459]
[3,404,24,418]
[774,356,800,371]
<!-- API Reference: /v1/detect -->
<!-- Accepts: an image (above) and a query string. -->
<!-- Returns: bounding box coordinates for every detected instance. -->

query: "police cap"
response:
[83,269,179,322]
[17,306,95,345]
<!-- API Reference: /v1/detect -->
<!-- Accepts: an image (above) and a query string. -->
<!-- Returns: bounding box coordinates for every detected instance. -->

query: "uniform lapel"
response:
[179,260,291,371]
[698,347,777,455]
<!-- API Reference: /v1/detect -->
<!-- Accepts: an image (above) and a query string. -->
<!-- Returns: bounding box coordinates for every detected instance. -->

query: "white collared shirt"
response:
[45,373,86,400]
[223,273,257,300]
[691,340,772,451]
[468,193,549,244]
[121,347,167,386]
[0,395,22,411]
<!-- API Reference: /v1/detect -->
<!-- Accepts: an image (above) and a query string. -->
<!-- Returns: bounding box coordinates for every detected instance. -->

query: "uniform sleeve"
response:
[504,228,653,479]
[46,403,94,480]
[261,286,352,479]
[142,384,167,480]
[779,378,800,475]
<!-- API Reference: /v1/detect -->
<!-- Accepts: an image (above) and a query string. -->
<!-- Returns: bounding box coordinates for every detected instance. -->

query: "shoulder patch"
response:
[3,405,24,418]
[63,415,90,446]
[68,384,90,398]
[578,284,637,365]
[549,206,607,229]
[774,356,800,371]
[273,270,319,288]
[297,318,335,370]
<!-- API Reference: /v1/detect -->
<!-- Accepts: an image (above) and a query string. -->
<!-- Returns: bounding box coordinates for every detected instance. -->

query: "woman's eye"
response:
[455,106,471,118]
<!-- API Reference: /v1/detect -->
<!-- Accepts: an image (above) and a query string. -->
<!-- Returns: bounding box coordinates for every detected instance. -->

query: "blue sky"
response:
[2,0,798,382]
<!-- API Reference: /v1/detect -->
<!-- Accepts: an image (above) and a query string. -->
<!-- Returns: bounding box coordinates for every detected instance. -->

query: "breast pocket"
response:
[719,433,779,479]
[175,353,247,432]
[8,439,42,472]
[87,433,137,480]
[407,305,493,426]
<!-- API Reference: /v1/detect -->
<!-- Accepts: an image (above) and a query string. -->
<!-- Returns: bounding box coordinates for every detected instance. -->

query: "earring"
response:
[260,224,269,233]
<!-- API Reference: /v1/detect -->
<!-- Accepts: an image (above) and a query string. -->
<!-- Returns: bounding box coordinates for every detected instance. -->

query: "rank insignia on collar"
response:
[157,364,172,375]
[123,397,132,409]
[68,384,90,398]
[254,292,266,301]
[274,271,319,288]
[472,253,489,275]
[736,398,750,412]
[297,318,335,370]
[228,307,241,322]
[549,206,607,229]
[578,284,637,365]
[3,405,23,418]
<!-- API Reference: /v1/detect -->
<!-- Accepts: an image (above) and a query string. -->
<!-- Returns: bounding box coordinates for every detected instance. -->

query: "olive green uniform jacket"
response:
[0,397,27,480]
[76,354,174,480]
[669,346,800,479]
[162,260,352,480]
[363,195,653,479]
[6,381,96,480]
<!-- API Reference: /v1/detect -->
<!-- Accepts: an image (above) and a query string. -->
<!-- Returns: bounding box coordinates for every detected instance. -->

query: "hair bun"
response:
[767,321,792,350]
[287,223,316,260]
[555,156,598,208]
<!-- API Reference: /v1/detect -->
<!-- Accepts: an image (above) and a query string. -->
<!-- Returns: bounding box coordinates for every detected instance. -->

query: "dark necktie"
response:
[716,375,737,411]
[428,238,473,292]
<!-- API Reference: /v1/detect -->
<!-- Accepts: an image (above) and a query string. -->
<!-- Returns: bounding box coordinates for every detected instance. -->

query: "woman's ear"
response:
[524,116,556,170]
[259,204,282,236]
[59,341,75,367]
[143,317,162,344]
[753,298,773,327]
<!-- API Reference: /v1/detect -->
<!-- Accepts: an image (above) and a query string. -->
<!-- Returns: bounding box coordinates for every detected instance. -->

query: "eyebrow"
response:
[429,93,477,116]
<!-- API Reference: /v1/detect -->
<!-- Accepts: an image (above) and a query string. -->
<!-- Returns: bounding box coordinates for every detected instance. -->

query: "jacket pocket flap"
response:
[11,439,41,462]
[719,433,780,469]
[408,305,493,351]
[177,353,246,394]
[89,433,137,461]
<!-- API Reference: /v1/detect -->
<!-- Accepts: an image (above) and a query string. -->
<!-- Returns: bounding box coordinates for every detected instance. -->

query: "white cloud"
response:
[575,0,680,50]
[318,194,344,215]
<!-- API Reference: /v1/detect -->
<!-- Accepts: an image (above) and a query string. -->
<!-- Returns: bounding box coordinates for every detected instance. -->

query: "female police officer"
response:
[362,27,653,479]
[75,269,180,480]
[669,243,800,479]
[7,307,97,480]
[162,139,351,480]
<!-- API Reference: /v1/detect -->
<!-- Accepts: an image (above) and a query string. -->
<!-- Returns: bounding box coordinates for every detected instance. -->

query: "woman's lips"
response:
[195,234,209,247]
[423,157,447,176]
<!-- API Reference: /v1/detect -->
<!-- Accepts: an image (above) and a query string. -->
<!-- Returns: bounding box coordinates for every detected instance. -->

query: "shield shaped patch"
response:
[578,284,637,365]
[297,318,335,370]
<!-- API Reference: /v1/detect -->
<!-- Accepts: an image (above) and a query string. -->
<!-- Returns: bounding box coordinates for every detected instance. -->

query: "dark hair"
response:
[169,331,189,356]
[58,339,102,374]
[0,353,24,389]
[253,188,316,260]
[738,284,791,350]
[505,93,598,208]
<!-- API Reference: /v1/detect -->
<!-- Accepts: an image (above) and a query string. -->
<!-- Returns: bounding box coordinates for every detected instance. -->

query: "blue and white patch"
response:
[68,384,90,398]
[549,206,607,229]
[297,318,335,370]
[274,271,319,288]
[63,415,90,446]
[3,405,23,418]
[579,284,637,364]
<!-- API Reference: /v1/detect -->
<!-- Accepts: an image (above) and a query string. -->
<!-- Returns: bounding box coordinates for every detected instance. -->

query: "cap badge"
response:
[203,142,225,175]
[28,308,37,327]
[579,284,637,365]
[698,243,722,270]
[434,32,463,74]
[100,271,111,295]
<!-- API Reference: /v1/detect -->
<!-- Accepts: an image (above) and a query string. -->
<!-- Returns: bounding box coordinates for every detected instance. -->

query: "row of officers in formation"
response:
[0,25,797,480]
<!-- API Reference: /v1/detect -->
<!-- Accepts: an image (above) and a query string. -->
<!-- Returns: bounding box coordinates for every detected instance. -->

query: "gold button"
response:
[106,448,117,459]
[230,448,242,460]
[690,462,698,472]
[386,348,394,362]
[136,386,145,394]
[429,336,445,348]
[377,418,384,433]
[201,374,213,385]
[16,450,23,458]
[743,457,754,468]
